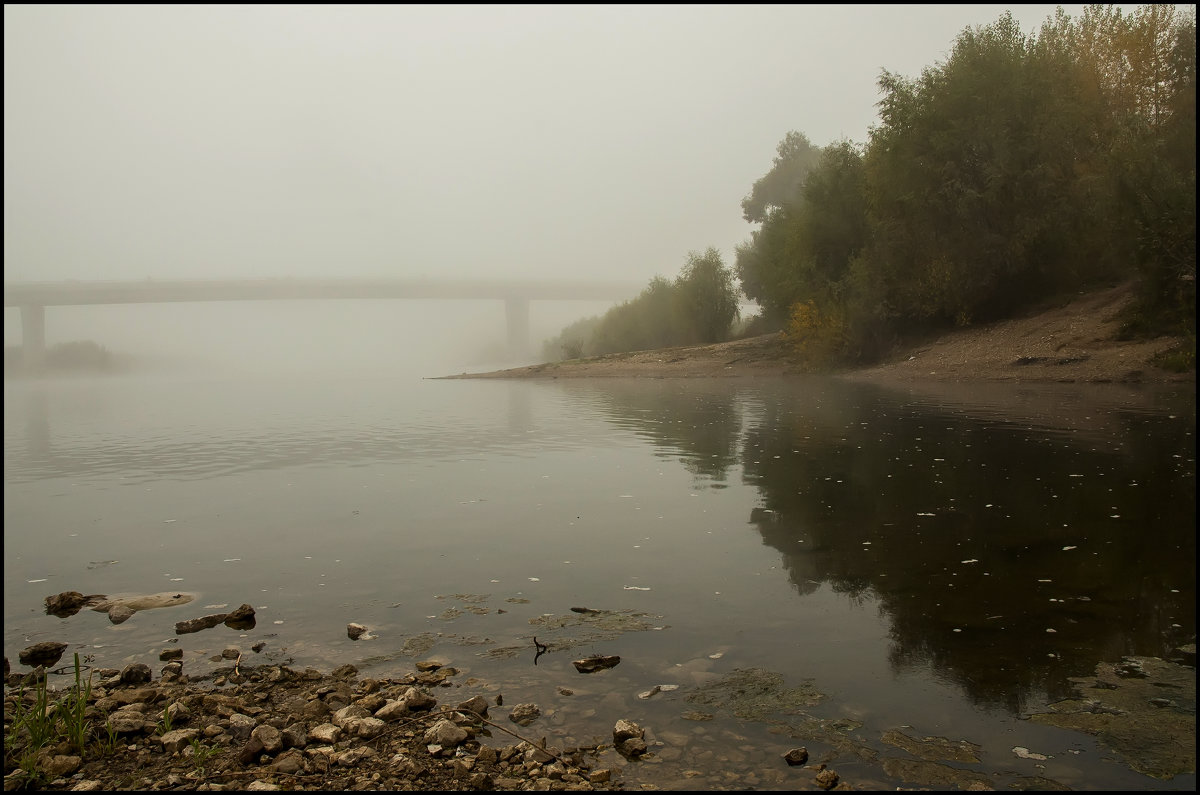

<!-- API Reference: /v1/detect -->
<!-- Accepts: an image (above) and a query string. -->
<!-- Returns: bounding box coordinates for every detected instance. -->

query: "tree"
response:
[740,131,823,224]
[674,247,740,344]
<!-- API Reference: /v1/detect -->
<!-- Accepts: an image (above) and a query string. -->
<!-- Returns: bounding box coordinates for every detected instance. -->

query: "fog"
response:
[4,4,1083,370]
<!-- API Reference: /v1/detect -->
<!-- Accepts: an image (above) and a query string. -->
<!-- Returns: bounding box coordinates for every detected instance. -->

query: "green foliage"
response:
[736,140,869,329]
[550,5,1193,368]
[735,5,1194,366]
[547,250,740,360]
[156,704,174,736]
[785,299,846,371]
[741,131,824,224]
[541,315,602,361]
[674,247,741,344]
[189,738,220,776]
[4,655,95,789]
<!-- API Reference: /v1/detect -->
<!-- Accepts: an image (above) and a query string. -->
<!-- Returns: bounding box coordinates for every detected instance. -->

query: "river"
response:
[3,331,1195,789]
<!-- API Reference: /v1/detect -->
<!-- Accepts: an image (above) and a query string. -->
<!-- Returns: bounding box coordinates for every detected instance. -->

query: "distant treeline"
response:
[545,6,1196,370]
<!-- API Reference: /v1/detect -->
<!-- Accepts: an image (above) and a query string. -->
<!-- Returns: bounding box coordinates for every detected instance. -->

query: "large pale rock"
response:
[309,723,341,744]
[423,719,469,748]
[159,728,199,755]
[90,592,194,625]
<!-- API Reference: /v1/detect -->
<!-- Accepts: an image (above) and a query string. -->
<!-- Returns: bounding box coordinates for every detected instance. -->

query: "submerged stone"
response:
[1027,655,1196,780]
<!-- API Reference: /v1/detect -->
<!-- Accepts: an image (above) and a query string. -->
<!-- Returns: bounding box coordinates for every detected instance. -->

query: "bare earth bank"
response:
[439,283,1192,386]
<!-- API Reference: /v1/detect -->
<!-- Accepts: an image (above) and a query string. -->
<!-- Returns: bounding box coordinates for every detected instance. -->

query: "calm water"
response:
[3,363,1195,790]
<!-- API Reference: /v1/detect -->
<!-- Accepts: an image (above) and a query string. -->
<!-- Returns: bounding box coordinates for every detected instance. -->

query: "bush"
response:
[786,299,846,370]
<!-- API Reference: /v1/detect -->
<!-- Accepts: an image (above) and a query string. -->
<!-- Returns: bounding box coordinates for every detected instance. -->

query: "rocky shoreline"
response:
[3,656,641,792]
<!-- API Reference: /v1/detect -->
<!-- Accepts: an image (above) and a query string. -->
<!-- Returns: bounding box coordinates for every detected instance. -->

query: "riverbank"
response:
[3,658,625,791]
[439,283,1193,385]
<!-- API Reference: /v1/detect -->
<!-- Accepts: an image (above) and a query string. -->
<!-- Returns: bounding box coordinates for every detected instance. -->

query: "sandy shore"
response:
[439,283,1192,385]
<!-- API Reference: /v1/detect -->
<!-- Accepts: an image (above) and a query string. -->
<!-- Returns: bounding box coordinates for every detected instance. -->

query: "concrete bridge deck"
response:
[4,277,645,363]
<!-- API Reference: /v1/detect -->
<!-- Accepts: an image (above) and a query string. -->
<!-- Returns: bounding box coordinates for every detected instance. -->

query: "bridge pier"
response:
[505,297,530,360]
[20,304,46,370]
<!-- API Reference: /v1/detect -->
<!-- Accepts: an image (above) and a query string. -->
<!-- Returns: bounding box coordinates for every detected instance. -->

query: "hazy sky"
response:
[5,4,1086,286]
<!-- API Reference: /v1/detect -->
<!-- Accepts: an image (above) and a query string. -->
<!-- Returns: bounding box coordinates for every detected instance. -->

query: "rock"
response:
[160,661,184,682]
[18,641,68,668]
[2,655,625,792]
[281,723,307,749]
[224,604,256,629]
[119,663,152,685]
[159,728,199,755]
[613,719,644,744]
[229,713,257,740]
[90,592,194,624]
[175,614,228,634]
[44,591,104,618]
[375,699,411,722]
[159,648,183,661]
[107,709,150,735]
[250,724,284,754]
[332,704,371,727]
[508,703,541,726]
[400,687,437,712]
[331,663,358,679]
[270,749,307,774]
[815,769,840,790]
[40,754,82,778]
[456,695,490,720]
[783,747,809,766]
[618,737,648,758]
[309,723,341,744]
[573,655,621,673]
[423,718,469,748]
[347,623,369,640]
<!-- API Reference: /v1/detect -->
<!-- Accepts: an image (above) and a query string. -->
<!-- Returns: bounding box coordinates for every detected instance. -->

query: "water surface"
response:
[4,367,1194,790]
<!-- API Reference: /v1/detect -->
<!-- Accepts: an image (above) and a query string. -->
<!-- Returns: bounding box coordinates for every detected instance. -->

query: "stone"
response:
[18,642,68,668]
[175,614,228,634]
[423,718,469,748]
[44,591,103,618]
[225,604,256,627]
[508,703,541,726]
[573,655,621,673]
[309,723,341,744]
[783,747,809,766]
[159,729,200,755]
[250,724,284,754]
[613,719,644,743]
[815,769,840,790]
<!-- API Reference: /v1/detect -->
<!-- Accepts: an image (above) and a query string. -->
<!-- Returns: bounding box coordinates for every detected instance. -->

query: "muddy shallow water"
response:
[4,370,1194,789]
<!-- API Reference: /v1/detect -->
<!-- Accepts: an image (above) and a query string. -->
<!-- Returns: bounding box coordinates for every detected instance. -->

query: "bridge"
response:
[3,277,646,365]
